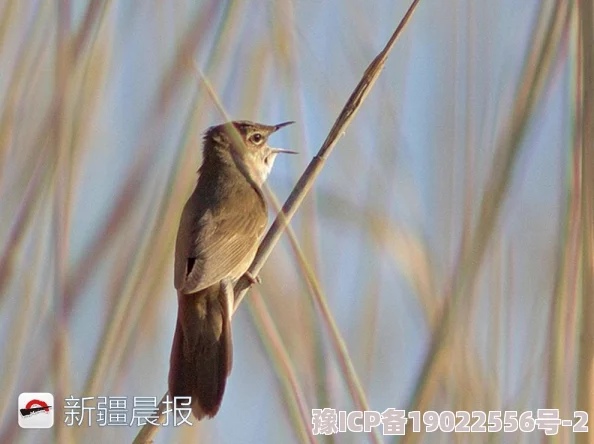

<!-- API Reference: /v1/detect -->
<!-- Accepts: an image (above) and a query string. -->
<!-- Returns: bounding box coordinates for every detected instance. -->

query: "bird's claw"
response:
[244,271,261,285]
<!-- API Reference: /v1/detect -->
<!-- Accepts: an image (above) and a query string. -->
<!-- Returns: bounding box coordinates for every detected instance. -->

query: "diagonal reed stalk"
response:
[133,1,421,442]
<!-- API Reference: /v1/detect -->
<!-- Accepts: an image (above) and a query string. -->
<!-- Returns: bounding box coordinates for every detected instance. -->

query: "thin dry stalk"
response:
[73,0,111,59]
[247,291,315,444]
[52,3,75,442]
[576,1,594,443]
[264,190,382,444]
[545,7,582,432]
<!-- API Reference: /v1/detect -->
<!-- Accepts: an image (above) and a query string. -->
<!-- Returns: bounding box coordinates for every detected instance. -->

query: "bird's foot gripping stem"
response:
[243,271,261,285]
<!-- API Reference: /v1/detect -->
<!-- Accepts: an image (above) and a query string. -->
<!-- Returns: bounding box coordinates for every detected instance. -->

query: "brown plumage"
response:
[169,120,295,419]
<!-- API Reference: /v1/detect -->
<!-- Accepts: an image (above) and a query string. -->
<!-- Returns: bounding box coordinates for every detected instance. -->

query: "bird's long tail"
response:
[168,284,233,419]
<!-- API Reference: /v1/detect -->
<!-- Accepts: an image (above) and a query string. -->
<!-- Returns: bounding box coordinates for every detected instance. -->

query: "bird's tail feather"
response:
[168,286,232,419]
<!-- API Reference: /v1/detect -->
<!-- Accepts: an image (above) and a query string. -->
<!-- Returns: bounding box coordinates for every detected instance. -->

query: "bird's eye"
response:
[249,133,264,144]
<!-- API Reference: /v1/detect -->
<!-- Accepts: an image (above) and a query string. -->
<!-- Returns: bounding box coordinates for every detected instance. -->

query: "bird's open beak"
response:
[271,148,298,154]
[271,121,297,154]
[273,121,295,132]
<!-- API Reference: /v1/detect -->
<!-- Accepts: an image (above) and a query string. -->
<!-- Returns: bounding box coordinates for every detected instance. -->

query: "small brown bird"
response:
[169,120,295,419]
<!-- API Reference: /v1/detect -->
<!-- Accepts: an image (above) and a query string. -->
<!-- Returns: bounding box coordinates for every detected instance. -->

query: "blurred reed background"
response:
[0,1,592,443]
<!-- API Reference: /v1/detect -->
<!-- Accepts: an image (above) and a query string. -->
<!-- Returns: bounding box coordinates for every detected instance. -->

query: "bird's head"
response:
[204,120,296,186]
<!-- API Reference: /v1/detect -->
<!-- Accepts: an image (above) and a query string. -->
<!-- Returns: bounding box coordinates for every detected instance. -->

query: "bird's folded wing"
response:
[175,205,267,293]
